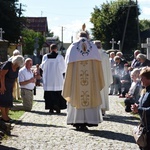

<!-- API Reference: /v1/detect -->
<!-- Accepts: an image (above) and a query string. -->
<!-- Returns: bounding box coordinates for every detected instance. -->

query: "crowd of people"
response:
[0,25,150,149]
[109,50,150,98]
[108,49,150,149]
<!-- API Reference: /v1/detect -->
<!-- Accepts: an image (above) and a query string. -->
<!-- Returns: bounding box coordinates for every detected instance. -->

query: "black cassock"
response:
[44,91,66,110]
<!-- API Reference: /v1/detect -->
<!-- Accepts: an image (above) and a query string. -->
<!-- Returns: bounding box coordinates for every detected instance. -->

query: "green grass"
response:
[9,98,25,120]
[120,101,125,107]
[8,98,36,120]
[13,99,22,104]
[0,98,36,121]
[119,101,140,119]
[9,110,25,120]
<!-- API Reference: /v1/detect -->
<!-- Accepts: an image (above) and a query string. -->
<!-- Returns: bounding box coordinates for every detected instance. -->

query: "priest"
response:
[62,24,105,131]
[41,44,66,114]
[94,40,113,115]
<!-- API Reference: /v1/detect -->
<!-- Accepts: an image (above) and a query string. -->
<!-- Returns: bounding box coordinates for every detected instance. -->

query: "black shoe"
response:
[54,105,60,114]
[56,109,60,114]
[125,106,131,112]
[9,119,16,124]
[0,118,10,123]
[73,124,80,130]
[125,109,131,112]
[75,126,80,130]
[80,126,89,131]
[0,131,4,137]
[49,109,54,113]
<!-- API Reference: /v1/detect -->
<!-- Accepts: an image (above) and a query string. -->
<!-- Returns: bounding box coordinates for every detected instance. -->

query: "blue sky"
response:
[19,0,150,43]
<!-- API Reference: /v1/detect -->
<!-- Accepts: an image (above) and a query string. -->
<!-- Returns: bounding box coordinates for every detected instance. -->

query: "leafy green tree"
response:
[139,19,150,31]
[90,0,141,54]
[0,0,24,42]
[46,30,54,37]
[139,19,150,47]
[21,29,45,55]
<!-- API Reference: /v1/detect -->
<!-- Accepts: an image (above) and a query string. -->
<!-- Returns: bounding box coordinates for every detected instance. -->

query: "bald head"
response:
[25,58,33,70]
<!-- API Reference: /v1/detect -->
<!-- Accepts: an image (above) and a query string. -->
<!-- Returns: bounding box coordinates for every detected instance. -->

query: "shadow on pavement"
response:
[30,110,67,116]
[15,121,66,129]
[0,145,19,150]
[33,99,44,103]
[88,130,136,143]
[103,114,140,126]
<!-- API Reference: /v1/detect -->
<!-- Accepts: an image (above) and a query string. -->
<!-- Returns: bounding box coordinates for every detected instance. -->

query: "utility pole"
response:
[61,26,63,49]
[19,3,22,18]
[121,1,131,51]
[61,26,65,55]
[121,0,140,51]
[136,0,141,48]
[41,11,43,17]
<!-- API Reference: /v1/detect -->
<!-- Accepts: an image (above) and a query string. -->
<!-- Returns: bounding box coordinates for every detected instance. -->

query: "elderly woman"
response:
[0,55,24,122]
[124,68,141,112]
[136,53,150,68]
[8,49,20,61]
[131,67,150,149]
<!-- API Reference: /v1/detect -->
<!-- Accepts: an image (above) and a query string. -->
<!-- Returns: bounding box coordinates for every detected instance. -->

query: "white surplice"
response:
[41,54,66,91]
[98,49,113,112]
[62,37,105,125]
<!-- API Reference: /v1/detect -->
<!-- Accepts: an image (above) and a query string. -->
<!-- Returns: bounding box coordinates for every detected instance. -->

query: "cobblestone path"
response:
[1,87,140,150]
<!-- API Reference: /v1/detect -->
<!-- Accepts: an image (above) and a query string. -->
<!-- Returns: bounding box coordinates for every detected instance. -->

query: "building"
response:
[41,37,71,56]
[25,17,48,36]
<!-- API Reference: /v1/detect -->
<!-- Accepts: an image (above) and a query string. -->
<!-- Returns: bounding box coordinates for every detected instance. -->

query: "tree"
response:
[90,0,141,54]
[139,19,150,31]
[0,0,24,43]
[46,30,54,37]
[139,19,150,46]
[21,29,45,55]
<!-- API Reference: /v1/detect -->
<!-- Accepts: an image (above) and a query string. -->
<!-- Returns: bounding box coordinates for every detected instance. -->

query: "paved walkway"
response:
[1,87,140,150]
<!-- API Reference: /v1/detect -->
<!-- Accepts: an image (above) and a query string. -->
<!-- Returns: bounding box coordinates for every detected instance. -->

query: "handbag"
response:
[133,110,147,148]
